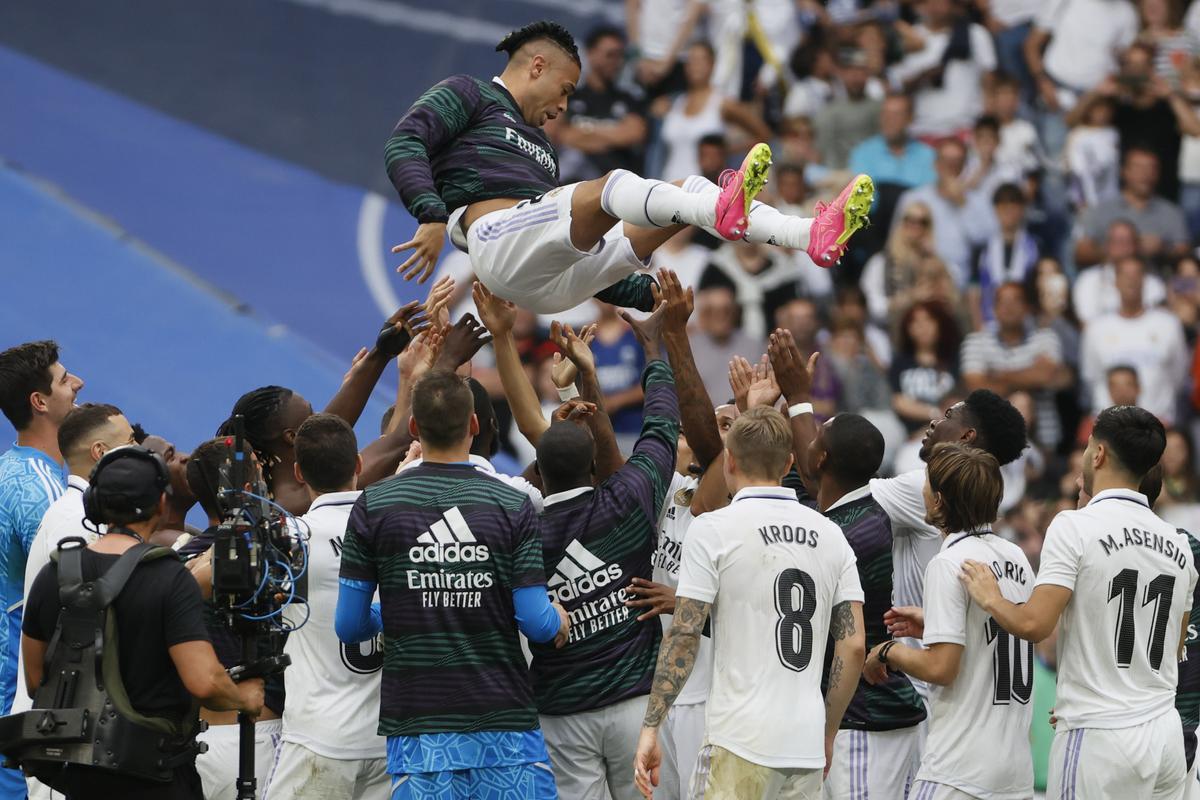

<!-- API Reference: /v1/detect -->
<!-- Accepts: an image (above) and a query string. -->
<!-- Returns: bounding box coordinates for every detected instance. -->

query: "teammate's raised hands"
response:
[653,268,693,333]
[768,328,819,403]
[471,280,517,336]
[549,321,597,378]
[433,313,492,371]
[393,222,446,284]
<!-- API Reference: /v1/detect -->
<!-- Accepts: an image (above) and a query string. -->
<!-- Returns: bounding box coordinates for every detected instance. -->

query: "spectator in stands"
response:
[861,200,940,325]
[775,298,842,420]
[628,0,690,97]
[1029,257,1082,367]
[1025,0,1139,155]
[1080,256,1188,423]
[889,301,962,433]
[1166,253,1200,331]
[1139,0,1200,81]
[849,93,937,190]
[1075,365,1140,445]
[589,302,646,451]
[784,34,838,119]
[657,42,772,181]
[1073,147,1191,268]
[894,138,996,285]
[1072,219,1169,324]
[813,48,884,169]
[700,241,823,340]
[964,116,1025,208]
[826,315,893,415]
[969,183,1043,328]
[550,26,648,183]
[1064,93,1120,209]
[961,283,1068,448]
[771,162,811,217]
[990,76,1041,173]
[1157,427,1200,530]
[889,0,997,139]
[696,133,730,186]
[828,285,892,367]
[690,286,762,404]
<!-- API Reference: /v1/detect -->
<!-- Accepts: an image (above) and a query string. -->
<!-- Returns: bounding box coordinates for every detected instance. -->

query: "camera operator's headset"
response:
[81,446,172,527]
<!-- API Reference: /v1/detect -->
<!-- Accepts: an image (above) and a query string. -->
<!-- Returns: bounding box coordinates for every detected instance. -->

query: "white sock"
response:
[600,169,716,229]
[681,176,813,250]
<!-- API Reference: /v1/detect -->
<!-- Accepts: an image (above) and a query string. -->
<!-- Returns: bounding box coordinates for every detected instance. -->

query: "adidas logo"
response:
[409,507,490,563]
[548,540,622,602]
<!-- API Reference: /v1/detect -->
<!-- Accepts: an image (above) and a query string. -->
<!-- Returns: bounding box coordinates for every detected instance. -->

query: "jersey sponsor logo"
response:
[409,507,490,563]
[503,127,556,174]
[548,541,629,643]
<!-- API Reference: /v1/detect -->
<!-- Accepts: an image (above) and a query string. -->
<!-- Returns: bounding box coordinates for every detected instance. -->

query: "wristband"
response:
[557,384,581,401]
[878,640,898,666]
[787,402,813,419]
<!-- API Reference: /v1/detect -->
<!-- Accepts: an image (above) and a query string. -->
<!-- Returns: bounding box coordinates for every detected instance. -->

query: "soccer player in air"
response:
[336,370,569,800]
[862,443,1034,800]
[961,405,1197,798]
[385,20,874,314]
[633,407,866,800]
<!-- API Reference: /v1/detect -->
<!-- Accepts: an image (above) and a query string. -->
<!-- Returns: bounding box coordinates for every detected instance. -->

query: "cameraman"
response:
[181,438,285,800]
[20,446,263,799]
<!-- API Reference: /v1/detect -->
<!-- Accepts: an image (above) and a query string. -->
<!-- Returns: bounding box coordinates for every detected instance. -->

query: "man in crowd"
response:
[336,370,568,798]
[0,341,82,800]
[1072,219,1168,326]
[963,405,1195,796]
[269,414,388,799]
[21,446,264,799]
[813,49,882,171]
[530,304,678,800]
[633,407,866,799]
[1081,256,1188,424]
[848,93,937,191]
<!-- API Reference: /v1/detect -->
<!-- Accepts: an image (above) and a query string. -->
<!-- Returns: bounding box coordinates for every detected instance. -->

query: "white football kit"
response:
[268,490,388,800]
[653,473,711,799]
[910,532,1034,800]
[677,486,863,798]
[1037,488,1198,799]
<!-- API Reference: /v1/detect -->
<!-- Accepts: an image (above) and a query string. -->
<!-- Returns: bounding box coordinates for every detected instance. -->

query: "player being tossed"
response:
[385,20,874,314]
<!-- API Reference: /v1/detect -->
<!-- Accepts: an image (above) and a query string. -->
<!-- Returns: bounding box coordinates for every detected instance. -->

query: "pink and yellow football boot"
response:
[713,143,773,241]
[806,174,875,268]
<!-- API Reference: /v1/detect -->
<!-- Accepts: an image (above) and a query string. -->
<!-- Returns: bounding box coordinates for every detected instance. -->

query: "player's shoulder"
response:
[436,73,488,93]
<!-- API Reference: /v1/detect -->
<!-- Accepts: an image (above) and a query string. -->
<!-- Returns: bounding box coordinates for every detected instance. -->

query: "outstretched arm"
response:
[825,601,866,766]
[551,321,624,481]
[960,561,1072,642]
[768,328,821,487]
[325,302,429,426]
[474,281,550,446]
[658,269,722,470]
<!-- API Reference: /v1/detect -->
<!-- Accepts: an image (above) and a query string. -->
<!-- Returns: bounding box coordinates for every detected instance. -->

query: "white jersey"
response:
[1037,488,1198,730]
[677,486,863,769]
[402,454,544,511]
[654,472,713,706]
[917,532,1035,799]
[282,491,385,760]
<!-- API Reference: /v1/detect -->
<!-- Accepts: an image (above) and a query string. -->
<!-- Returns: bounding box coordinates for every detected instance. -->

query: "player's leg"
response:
[907,780,981,799]
[265,741,357,800]
[776,767,823,800]
[689,742,776,800]
[356,757,391,800]
[465,763,558,800]
[600,696,646,800]
[389,768,464,800]
[1052,725,1155,800]
[540,710,608,800]
[194,724,239,799]
[256,719,283,797]
[1152,710,1188,800]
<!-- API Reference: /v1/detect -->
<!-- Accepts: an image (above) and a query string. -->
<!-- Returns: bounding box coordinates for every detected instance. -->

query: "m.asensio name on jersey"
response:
[1099,526,1189,569]
[548,540,629,644]
[406,507,493,609]
[504,128,556,173]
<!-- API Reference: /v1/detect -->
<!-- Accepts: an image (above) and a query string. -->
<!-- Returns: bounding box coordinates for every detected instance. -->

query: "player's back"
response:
[679,487,860,769]
[284,490,385,759]
[918,532,1034,797]
[340,462,546,737]
[1039,489,1199,730]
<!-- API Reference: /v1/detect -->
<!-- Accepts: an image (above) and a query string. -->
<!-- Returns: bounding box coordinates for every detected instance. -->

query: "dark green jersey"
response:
[1176,528,1200,768]
[385,74,559,224]
[339,463,546,736]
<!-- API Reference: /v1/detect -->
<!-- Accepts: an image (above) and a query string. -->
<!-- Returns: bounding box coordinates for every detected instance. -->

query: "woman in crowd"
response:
[889,300,962,433]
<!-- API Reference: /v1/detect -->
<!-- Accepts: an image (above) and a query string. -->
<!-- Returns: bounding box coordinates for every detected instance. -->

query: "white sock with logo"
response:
[599,169,716,229]
[680,175,812,250]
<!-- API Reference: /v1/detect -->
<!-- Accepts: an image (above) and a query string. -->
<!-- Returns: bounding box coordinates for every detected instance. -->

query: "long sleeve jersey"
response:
[385,75,560,223]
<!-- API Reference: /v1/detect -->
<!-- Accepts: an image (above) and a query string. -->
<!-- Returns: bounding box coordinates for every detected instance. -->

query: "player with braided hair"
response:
[386,20,874,315]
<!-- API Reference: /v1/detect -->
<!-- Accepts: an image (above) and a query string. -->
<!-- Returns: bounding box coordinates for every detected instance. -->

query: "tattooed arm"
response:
[824,601,866,768]
[634,595,711,798]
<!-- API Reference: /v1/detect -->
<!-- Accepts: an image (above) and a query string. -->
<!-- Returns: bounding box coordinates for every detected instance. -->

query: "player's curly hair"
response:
[496,20,580,66]
[962,389,1027,467]
[217,385,294,495]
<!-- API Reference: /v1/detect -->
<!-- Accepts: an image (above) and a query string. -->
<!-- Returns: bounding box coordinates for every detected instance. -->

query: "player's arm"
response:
[548,321,624,481]
[658,269,722,470]
[473,282,551,445]
[21,635,46,697]
[960,561,1072,642]
[643,595,709,728]
[825,601,866,742]
[326,302,430,427]
[768,328,821,484]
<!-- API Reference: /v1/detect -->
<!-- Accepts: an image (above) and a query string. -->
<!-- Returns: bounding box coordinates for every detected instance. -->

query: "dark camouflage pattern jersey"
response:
[1176,527,1200,769]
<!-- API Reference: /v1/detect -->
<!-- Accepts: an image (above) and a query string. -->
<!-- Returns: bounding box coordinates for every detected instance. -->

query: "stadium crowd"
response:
[3,2,1200,799]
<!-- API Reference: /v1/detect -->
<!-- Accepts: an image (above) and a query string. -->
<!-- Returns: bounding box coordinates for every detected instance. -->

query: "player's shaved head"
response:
[496,20,581,66]
[411,370,475,451]
[536,421,595,494]
[820,414,884,487]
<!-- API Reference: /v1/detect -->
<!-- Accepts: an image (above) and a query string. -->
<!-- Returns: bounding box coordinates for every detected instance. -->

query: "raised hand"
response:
[619,301,667,362]
[376,301,431,358]
[422,275,455,328]
[746,355,781,409]
[549,321,598,378]
[472,281,517,336]
[552,398,597,425]
[341,347,369,385]
[653,268,693,334]
[728,356,754,412]
[398,327,444,383]
[393,222,447,284]
[433,313,492,371]
[768,328,819,403]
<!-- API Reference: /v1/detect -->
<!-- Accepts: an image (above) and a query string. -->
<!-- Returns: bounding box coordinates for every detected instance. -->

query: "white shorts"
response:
[823,727,921,800]
[1048,710,1187,800]
[908,780,981,799]
[1186,760,1200,800]
[689,742,822,800]
[466,183,646,314]
[660,703,707,800]
[264,740,389,800]
[540,694,645,800]
[196,718,282,800]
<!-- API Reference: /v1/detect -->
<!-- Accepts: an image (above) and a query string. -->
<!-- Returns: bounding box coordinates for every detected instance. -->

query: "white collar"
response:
[1087,488,1150,509]
[492,75,511,91]
[307,490,362,511]
[825,484,872,513]
[468,454,496,473]
[66,474,89,493]
[731,486,798,503]
[543,486,594,507]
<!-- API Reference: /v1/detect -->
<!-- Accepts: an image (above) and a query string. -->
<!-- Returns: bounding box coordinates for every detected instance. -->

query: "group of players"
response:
[3,16,1199,800]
